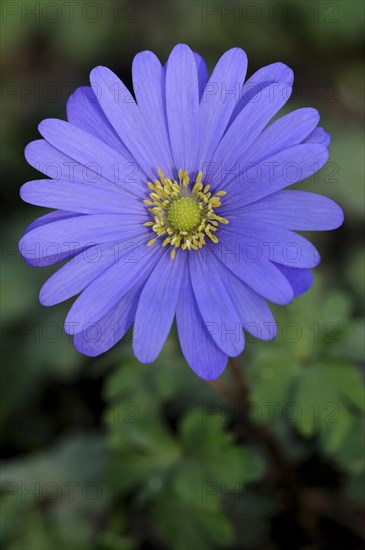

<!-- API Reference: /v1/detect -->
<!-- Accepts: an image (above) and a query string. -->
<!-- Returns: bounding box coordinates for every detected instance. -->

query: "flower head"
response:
[144,168,228,257]
[19,44,343,379]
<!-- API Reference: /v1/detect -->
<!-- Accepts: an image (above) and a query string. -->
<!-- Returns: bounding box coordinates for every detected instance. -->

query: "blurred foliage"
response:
[248,278,364,471]
[1,1,364,549]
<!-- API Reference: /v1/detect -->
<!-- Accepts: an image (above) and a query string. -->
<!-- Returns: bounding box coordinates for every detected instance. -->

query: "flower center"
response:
[167,197,202,232]
[144,169,228,259]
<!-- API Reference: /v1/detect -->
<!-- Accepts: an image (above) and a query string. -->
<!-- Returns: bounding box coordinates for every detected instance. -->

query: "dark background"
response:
[1,1,364,548]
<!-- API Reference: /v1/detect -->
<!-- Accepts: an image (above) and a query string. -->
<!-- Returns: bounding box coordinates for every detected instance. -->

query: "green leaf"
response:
[294,361,364,463]
[153,492,234,550]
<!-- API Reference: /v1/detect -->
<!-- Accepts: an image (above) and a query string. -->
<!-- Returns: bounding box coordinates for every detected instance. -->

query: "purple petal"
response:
[220,219,320,268]
[189,251,245,356]
[229,61,294,125]
[198,48,248,167]
[20,179,146,217]
[90,66,170,177]
[74,277,146,357]
[176,273,228,380]
[19,214,145,264]
[237,190,344,231]
[239,108,320,166]
[21,210,84,267]
[275,264,313,297]
[23,210,81,235]
[221,144,329,207]
[211,241,294,305]
[208,108,320,189]
[211,82,292,180]
[25,140,132,194]
[66,86,126,153]
[222,268,277,340]
[40,238,145,306]
[132,51,174,171]
[133,250,186,363]
[38,119,145,197]
[65,242,163,334]
[165,44,200,173]
[193,52,208,100]
[304,126,331,147]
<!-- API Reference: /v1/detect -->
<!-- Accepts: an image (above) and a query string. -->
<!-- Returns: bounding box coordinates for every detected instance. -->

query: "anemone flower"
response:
[19,44,343,379]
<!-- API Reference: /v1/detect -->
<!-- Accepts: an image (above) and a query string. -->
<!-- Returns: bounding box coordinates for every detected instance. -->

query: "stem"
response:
[225,357,323,545]
[227,357,298,505]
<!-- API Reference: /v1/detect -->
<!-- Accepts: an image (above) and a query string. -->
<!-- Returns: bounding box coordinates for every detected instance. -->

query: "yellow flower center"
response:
[143,169,228,259]
[167,197,202,232]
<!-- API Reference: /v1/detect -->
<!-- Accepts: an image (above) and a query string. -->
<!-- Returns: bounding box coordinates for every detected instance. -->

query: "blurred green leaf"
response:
[153,491,234,550]
[1,434,111,549]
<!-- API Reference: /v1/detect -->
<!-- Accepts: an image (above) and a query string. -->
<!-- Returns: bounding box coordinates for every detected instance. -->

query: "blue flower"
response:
[19,44,343,379]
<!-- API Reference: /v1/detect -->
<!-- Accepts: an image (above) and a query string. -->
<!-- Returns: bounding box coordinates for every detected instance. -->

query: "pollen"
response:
[143,169,228,259]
